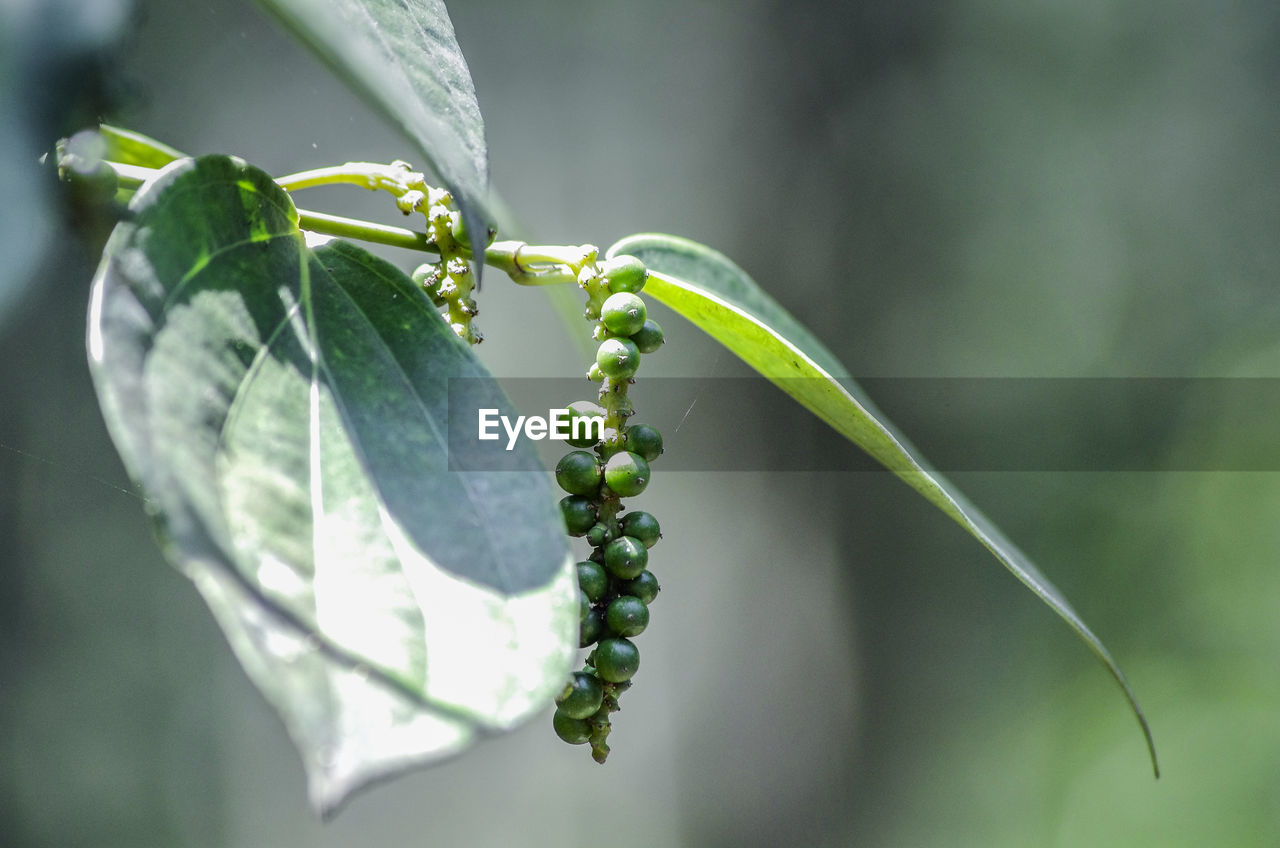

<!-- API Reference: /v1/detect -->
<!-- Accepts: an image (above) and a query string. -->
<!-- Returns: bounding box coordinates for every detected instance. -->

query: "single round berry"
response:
[618,570,660,605]
[620,511,661,549]
[559,495,596,536]
[605,595,650,637]
[594,637,640,682]
[556,450,602,496]
[586,362,605,382]
[604,535,648,579]
[631,319,665,354]
[624,424,664,462]
[604,451,651,497]
[563,400,605,448]
[601,292,648,337]
[600,254,648,293]
[596,337,641,380]
[585,522,616,548]
[577,560,609,601]
[556,671,605,719]
[579,608,604,648]
[553,708,592,744]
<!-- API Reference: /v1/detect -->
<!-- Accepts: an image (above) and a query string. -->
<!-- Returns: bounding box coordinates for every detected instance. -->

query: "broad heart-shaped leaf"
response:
[254,0,490,270]
[607,233,1159,775]
[89,155,576,816]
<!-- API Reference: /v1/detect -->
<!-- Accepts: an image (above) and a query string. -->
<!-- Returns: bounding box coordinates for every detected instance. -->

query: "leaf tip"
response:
[306,766,366,823]
[1104,654,1160,779]
[1139,707,1160,779]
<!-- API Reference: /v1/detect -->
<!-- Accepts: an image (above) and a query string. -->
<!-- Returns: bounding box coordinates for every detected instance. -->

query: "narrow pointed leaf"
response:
[608,233,1157,775]
[254,0,491,268]
[98,123,185,168]
[89,155,576,815]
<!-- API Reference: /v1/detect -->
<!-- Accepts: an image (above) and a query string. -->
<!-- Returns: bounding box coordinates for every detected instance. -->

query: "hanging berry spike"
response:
[551,254,666,763]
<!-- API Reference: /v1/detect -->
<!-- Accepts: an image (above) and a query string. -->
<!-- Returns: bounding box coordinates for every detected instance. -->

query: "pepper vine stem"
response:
[99,158,590,286]
[275,162,432,196]
[297,210,433,251]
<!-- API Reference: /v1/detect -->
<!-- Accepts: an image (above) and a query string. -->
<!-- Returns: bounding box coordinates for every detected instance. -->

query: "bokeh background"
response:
[4,0,1280,845]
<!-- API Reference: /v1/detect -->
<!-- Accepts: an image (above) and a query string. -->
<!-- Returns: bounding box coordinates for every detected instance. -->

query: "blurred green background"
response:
[4,0,1279,845]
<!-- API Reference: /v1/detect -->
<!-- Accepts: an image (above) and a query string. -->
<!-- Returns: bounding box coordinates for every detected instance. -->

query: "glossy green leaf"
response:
[89,155,576,815]
[254,0,490,266]
[607,232,1158,775]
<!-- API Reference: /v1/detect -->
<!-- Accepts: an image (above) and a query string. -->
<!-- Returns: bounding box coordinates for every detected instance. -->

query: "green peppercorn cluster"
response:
[553,254,666,763]
[409,195,492,346]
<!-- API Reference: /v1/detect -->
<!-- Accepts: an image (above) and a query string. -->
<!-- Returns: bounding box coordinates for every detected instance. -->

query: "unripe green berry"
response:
[596,337,641,380]
[553,708,592,744]
[600,254,648,293]
[594,637,640,682]
[555,450,602,496]
[619,511,661,548]
[604,535,648,579]
[563,400,605,448]
[586,362,605,382]
[631,319,665,354]
[585,522,616,548]
[577,560,609,602]
[579,588,591,621]
[579,608,604,647]
[618,570,660,605]
[604,451,651,497]
[593,252,645,295]
[623,424,664,462]
[556,671,605,719]
[601,292,647,337]
[605,595,650,637]
[559,495,597,536]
